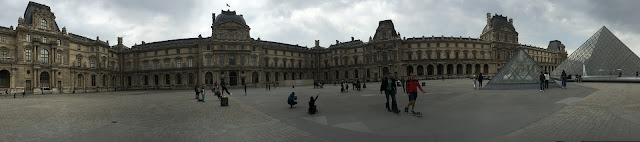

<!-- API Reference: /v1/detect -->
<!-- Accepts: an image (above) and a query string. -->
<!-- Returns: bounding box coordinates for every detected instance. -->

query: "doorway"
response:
[229,71,238,86]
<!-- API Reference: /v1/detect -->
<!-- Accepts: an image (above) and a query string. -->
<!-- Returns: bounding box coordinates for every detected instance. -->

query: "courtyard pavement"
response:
[1,79,640,142]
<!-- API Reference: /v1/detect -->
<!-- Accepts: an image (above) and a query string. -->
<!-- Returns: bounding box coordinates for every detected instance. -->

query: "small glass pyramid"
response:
[484,49,556,89]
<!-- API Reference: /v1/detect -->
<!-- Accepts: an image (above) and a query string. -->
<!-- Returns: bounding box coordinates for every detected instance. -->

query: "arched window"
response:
[40,19,47,30]
[40,49,48,64]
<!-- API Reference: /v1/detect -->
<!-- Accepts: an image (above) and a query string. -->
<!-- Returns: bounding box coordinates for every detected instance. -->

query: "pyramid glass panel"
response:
[551,26,640,78]
[484,49,555,89]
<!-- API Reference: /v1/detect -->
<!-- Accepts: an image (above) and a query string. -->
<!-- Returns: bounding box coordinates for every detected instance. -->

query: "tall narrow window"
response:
[40,19,47,30]
[40,49,48,64]
[165,60,170,68]
[90,57,95,68]
[42,37,47,43]
[188,58,193,67]
[1,36,6,43]
[91,75,96,86]
[240,55,245,65]
[206,56,211,66]
[56,52,61,64]
[56,40,61,46]
[154,61,159,69]
[229,55,236,65]
[26,34,31,41]
[77,45,80,50]
[25,49,31,62]
[0,51,6,62]
[176,59,182,68]
[77,56,82,67]
[219,55,225,66]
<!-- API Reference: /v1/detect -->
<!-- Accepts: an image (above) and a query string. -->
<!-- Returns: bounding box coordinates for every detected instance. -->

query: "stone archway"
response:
[0,70,10,88]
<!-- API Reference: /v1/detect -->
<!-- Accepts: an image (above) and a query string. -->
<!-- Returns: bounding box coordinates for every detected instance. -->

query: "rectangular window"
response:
[219,56,225,66]
[77,56,82,67]
[188,58,193,67]
[144,62,149,70]
[90,58,95,68]
[91,75,96,86]
[56,52,61,64]
[154,61,159,69]
[43,37,47,43]
[154,51,158,56]
[91,47,94,52]
[206,56,211,66]
[0,51,6,61]
[176,59,182,68]
[1,36,6,43]
[26,34,31,41]
[57,40,60,46]
[165,50,168,55]
[264,49,268,54]
[25,49,31,62]
[176,49,180,54]
[77,45,80,50]
[165,60,170,68]
[188,48,192,53]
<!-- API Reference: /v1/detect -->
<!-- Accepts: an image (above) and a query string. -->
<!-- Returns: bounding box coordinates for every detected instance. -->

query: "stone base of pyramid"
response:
[483,83,560,90]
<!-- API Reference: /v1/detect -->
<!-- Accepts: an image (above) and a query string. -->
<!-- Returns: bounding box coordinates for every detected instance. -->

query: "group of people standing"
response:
[472,73,485,89]
[194,82,233,102]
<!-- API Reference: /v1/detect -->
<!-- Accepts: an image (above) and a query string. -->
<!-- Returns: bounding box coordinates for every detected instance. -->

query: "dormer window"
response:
[40,19,47,30]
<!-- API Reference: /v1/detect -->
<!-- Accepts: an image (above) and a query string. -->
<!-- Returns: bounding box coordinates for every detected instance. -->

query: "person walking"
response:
[380,73,400,113]
[539,71,545,92]
[404,74,425,114]
[244,84,247,96]
[561,70,567,89]
[473,74,477,89]
[221,81,232,95]
[477,73,484,89]
[194,85,200,100]
[544,72,550,89]
[401,77,406,93]
[199,87,205,102]
[22,89,26,97]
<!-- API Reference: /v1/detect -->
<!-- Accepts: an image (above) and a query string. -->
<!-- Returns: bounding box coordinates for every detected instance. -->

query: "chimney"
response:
[315,40,319,47]
[142,41,145,44]
[117,37,123,45]
[212,13,216,24]
[351,37,354,41]
[509,18,513,24]
[486,13,492,31]
[336,40,339,44]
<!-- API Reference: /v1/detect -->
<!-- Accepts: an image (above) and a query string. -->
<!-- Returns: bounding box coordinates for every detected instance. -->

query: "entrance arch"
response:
[427,65,434,75]
[406,65,414,75]
[229,71,238,86]
[484,64,489,73]
[456,64,463,75]
[252,72,259,83]
[40,72,50,88]
[417,65,424,76]
[0,70,10,88]
[205,72,213,85]
[437,64,443,75]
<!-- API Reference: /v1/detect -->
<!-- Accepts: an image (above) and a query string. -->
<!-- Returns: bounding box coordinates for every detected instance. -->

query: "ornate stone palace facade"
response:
[0,2,567,93]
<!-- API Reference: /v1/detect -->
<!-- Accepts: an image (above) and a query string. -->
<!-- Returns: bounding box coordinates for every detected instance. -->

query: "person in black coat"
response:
[477,73,484,89]
[539,71,546,92]
[308,95,319,114]
[380,73,400,113]
[194,85,200,100]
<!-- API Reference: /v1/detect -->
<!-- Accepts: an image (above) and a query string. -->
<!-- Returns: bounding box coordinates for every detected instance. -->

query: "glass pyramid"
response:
[551,26,640,77]
[484,49,556,89]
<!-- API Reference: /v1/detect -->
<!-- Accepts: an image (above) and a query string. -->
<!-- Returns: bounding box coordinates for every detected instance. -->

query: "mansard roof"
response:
[257,40,308,50]
[132,38,199,49]
[23,1,60,31]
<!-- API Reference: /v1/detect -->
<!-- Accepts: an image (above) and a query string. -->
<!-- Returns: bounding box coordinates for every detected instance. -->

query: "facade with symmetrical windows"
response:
[0,2,567,93]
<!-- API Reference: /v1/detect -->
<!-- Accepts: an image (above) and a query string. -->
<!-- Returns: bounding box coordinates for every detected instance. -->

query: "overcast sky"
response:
[2,0,639,55]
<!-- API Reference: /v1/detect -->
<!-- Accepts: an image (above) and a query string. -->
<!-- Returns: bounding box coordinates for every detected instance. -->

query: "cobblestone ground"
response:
[494,82,640,142]
[0,91,320,142]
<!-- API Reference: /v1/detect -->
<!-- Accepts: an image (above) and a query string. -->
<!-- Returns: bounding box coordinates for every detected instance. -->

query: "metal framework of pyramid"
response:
[484,49,557,90]
[551,26,640,77]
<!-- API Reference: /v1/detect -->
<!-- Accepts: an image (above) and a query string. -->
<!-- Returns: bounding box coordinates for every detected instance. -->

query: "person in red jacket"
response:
[404,74,425,114]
